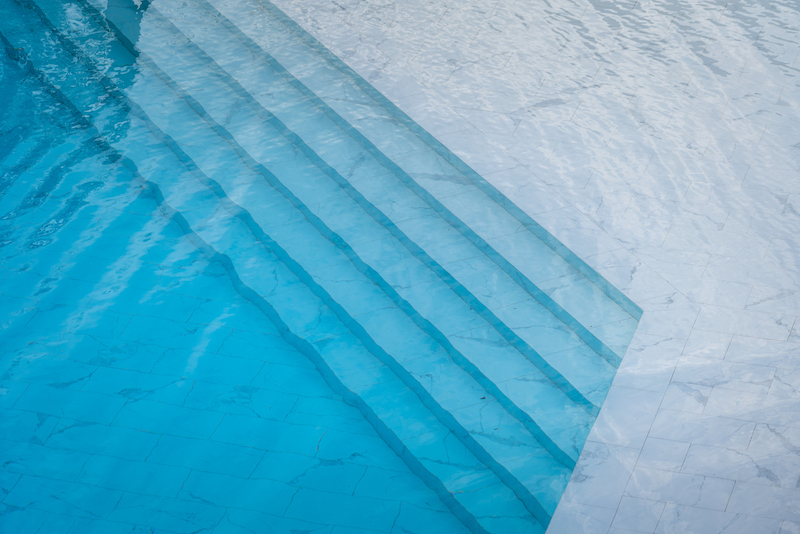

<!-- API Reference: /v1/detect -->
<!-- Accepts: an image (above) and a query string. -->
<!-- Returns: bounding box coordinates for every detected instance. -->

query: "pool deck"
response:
[272,0,800,532]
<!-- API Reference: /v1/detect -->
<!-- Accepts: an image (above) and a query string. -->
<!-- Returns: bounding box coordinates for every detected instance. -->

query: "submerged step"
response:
[207,0,641,354]
[0,18,544,534]
[5,2,557,530]
[0,139,78,216]
[156,0,628,400]
[2,0,642,530]
[144,0,614,409]
[63,0,577,521]
[130,0,598,465]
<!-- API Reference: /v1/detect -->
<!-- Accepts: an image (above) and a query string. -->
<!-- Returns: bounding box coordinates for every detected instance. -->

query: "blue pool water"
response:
[0,0,641,532]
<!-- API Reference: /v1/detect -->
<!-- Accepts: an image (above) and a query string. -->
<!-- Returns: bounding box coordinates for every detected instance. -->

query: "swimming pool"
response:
[0,0,640,531]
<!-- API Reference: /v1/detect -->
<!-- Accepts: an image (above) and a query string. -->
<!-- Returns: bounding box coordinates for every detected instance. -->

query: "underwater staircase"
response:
[0,0,642,531]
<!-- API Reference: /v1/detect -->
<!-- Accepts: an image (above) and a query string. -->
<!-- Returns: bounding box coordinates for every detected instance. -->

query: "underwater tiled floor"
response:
[0,0,647,532]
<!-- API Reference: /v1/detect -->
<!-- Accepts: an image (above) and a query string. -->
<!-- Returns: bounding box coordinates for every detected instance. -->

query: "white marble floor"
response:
[270,0,800,532]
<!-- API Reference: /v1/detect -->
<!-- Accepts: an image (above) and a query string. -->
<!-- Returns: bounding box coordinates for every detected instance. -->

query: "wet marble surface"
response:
[269,0,800,531]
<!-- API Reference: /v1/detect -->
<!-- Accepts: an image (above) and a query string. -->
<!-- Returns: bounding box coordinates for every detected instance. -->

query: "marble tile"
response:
[212,414,327,455]
[530,207,624,260]
[108,492,226,533]
[585,248,676,303]
[560,441,639,509]
[392,502,476,534]
[726,483,800,523]
[113,399,225,439]
[771,368,800,398]
[655,504,782,534]
[284,489,401,532]
[611,338,680,392]
[682,441,800,488]
[629,247,710,286]
[13,384,126,425]
[635,309,697,340]
[0,439,90,482]
[726,334,800,369]
[45,419,160,461]
[636,438,690,472]
[704,388,800,428]
[693,306,795,341]
[747,285,800,316]
[588,386,662,449]
[611,496,666,533]
[660,382,713,414]
[547,501,617,534]
[214,509,334,534]
[178,471,295,515]
[648,410,756,449]
[485,165,571,215]
[0,380,29,409]
[671,358,775,394]
[624,467,735,511]
[0,408,59,445]
[76,455,189,498]
[681,329,733,360]
[147,434,264,477]
[4,476,125,521]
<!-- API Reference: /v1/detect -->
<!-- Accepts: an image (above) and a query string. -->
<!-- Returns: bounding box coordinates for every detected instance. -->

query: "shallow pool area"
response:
[0,0,641,532]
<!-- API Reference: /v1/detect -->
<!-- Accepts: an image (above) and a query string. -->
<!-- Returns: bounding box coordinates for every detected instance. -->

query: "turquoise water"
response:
[0,0,640,532]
